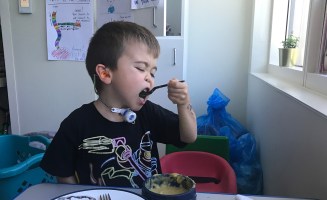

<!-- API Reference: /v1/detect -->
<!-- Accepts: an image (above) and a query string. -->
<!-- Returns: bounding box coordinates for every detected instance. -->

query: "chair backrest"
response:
[160,151,237,193]
[166,135,230,161]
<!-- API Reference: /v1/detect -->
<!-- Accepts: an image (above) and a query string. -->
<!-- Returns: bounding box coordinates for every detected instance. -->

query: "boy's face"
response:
[109,41,158,111]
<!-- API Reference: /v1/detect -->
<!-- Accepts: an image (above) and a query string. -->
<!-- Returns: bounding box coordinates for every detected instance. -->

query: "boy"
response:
[41,21,197,188]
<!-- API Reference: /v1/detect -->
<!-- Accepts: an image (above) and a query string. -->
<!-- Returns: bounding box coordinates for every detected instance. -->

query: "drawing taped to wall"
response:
[46,0,94,61]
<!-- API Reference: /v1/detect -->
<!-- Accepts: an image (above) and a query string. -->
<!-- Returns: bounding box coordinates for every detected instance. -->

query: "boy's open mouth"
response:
[139,88,150,99]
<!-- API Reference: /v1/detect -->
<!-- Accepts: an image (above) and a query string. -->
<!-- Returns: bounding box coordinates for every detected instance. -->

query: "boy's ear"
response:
[95,64,112,84]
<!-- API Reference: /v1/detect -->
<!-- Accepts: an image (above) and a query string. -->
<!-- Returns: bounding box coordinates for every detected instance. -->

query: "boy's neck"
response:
[94,99,124,122]
[98,97,111,110]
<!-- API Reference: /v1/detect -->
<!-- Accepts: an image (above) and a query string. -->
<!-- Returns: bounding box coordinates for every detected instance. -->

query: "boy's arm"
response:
[167,79,197,143]
[177,103,197,143]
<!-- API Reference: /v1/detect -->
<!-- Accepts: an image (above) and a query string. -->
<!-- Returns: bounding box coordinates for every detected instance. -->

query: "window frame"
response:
[267,0,327,97]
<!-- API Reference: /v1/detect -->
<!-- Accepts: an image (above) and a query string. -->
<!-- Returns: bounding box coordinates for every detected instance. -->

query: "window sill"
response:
[251,72,327,119]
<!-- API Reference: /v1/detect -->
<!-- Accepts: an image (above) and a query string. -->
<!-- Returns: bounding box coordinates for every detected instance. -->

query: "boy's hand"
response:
[167,79,189,105]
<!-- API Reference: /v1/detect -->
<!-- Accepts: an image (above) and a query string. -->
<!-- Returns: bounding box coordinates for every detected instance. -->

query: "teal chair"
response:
[0,135,56,200]
[166,135,230,161]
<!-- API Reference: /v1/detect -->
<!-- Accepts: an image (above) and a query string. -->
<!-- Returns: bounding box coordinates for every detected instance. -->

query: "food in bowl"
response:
[142,173,196,200]
[150,183,188,195]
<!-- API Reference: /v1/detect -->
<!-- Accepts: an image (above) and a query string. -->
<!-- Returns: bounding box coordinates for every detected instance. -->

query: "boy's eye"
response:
[135,65,156,78]
[135,66,145,72]
[150,69,157,78]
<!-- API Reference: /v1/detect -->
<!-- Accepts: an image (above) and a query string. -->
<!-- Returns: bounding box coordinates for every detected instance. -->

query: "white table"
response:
[14,183,312,200]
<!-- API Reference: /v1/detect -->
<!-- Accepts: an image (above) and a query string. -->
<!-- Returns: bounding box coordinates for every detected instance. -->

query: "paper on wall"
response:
[46,0,94,61]
[131,0,160,9]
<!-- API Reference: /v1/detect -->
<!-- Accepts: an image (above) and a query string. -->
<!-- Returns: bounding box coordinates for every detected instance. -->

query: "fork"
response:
[99,193,111,200]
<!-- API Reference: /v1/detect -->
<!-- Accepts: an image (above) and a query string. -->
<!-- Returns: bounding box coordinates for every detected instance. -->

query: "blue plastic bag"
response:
[197,88,263,194]
[197,88,248,138]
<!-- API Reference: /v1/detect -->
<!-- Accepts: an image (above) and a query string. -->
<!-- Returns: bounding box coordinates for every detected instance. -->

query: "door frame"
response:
[0,0,21,133]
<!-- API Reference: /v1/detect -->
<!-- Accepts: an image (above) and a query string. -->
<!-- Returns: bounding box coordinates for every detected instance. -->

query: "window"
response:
[269,0,327,96]
[270,0,310,69]
[318,2,327,74]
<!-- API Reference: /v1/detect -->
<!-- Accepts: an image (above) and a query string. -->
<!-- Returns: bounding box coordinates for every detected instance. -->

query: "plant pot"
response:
[279,48,298,67]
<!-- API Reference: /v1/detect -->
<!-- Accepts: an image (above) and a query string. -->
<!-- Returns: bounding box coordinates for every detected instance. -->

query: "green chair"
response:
[166,135,230,161]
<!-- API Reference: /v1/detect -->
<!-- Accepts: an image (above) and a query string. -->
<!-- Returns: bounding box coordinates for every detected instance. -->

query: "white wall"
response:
[247,76,327,199]
[187,0,253,125]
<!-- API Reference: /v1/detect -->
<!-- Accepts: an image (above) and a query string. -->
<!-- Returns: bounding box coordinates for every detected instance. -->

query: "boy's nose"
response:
[145,74,154,86]
[145,73,151,82]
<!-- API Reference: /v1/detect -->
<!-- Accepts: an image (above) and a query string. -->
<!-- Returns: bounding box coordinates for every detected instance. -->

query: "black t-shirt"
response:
[41,101,185,188]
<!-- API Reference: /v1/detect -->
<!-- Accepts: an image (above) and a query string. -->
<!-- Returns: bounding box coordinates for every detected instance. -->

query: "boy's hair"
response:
[86,21,160,94]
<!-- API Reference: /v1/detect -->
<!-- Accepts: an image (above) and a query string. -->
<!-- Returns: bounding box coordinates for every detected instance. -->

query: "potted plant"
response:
[279,34,300,67]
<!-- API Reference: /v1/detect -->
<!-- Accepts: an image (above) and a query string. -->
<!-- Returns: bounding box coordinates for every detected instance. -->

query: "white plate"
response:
[53,188,146,200]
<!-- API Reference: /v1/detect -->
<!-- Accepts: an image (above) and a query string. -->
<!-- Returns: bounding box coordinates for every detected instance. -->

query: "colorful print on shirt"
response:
[78,131,158,187]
